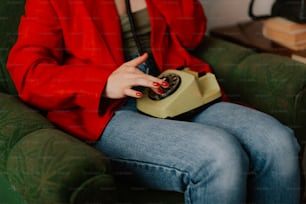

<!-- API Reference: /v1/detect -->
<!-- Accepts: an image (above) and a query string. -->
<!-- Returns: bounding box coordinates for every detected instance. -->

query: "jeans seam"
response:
[111,157,190,176]
[110,157,191,190]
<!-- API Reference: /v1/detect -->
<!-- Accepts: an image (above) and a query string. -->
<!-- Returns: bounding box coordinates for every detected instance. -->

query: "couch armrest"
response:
[234,53,306,128]
[0,93,113,203]
[194,37,306,139]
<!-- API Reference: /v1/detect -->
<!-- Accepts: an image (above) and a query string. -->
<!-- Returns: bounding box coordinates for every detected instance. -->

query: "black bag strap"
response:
[248,0,271,20]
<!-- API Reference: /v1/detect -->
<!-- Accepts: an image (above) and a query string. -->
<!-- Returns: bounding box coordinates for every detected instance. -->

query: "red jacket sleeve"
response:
[151,0,207,49]
[6,0,112,112]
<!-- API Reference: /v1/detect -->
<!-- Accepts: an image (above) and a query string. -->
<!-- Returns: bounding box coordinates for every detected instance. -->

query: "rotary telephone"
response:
[136,68,222,119]
[125,0,221,118]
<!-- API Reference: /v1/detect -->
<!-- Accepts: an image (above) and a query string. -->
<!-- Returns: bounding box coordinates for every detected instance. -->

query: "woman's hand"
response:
[103,53,168,99]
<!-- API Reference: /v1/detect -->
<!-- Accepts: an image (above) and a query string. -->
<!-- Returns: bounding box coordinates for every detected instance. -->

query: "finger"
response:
[138,72,169,88]
[160,80,169,88]
[143,75,169,89]
[150,87,164,95]
[125,53,148,67]
[127,74,166,90]
[124,88,143,98]
[129,76,158,89]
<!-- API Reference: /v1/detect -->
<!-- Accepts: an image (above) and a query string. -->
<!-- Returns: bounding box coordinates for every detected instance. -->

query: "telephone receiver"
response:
[136,68,222,119]
[249,0,306,23]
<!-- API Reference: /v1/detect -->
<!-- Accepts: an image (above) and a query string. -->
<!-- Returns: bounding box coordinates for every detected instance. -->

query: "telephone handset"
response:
[136,68,222,119]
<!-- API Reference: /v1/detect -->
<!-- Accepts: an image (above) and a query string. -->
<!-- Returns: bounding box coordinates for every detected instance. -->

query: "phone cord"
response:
[125,0,155,74]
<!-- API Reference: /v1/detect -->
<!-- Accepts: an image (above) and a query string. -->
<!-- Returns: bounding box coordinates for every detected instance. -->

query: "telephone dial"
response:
[148,72,181,101]
[136,68,222,119]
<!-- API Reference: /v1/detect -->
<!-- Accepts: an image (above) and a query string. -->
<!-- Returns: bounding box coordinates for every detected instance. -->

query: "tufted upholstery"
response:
[1,0,306,203]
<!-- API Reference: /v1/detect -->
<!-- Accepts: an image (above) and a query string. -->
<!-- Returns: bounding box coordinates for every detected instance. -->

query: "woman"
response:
[7,0,300,203]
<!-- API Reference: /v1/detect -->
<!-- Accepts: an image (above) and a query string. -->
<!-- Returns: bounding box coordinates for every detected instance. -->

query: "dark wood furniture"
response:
[209,20,306,58]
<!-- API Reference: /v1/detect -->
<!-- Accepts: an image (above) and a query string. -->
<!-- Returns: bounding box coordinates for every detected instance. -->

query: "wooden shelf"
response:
[209,20,306,58]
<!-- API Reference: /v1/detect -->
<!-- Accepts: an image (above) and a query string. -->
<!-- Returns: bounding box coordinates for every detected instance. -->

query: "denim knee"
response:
[184,131,249,204]
[256,126,300,177]
[205,137,249,188]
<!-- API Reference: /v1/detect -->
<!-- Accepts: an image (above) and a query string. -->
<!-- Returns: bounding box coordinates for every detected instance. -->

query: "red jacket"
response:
[7,0,211,141]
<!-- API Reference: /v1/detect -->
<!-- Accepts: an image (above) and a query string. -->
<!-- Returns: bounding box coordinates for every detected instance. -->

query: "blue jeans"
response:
[94,99,300,204]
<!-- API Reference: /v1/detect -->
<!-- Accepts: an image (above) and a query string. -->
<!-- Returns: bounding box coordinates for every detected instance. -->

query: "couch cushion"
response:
[235,53,306,129]
[193,36,256,96]
[0,93,53,174]
[0,0,25,94]
[6,129,111,204]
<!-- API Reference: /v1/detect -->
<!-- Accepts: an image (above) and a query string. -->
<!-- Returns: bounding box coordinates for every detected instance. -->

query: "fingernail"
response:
[162,81,169,87]
[153,82,160,87]
[136,92,142,97]
[158,88,164,94]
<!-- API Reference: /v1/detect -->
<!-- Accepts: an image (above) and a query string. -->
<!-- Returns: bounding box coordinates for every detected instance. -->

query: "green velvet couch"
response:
[1,0,306,203]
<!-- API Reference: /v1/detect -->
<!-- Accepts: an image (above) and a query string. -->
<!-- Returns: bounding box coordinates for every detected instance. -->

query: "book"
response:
[278,41,306,51]
[264,35,306,51]
[291,50,306,64]
[262,17,306,51]
[263,26,306,45]
[263,17,306,34]
[291,53,306,64]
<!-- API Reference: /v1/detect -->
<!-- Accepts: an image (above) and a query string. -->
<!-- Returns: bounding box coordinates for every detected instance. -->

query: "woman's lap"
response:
[94,100,301,203]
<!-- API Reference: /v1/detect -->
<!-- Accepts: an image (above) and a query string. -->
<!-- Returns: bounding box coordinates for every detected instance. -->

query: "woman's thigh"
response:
[192,101,301,197]
[192,102,300,162]
[94,108,249,193]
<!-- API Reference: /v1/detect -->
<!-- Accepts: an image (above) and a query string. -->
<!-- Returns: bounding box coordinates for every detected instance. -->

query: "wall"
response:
[201,0,275,31]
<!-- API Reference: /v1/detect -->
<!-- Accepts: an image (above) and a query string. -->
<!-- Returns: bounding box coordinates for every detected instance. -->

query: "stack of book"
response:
[263,17,306,51]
